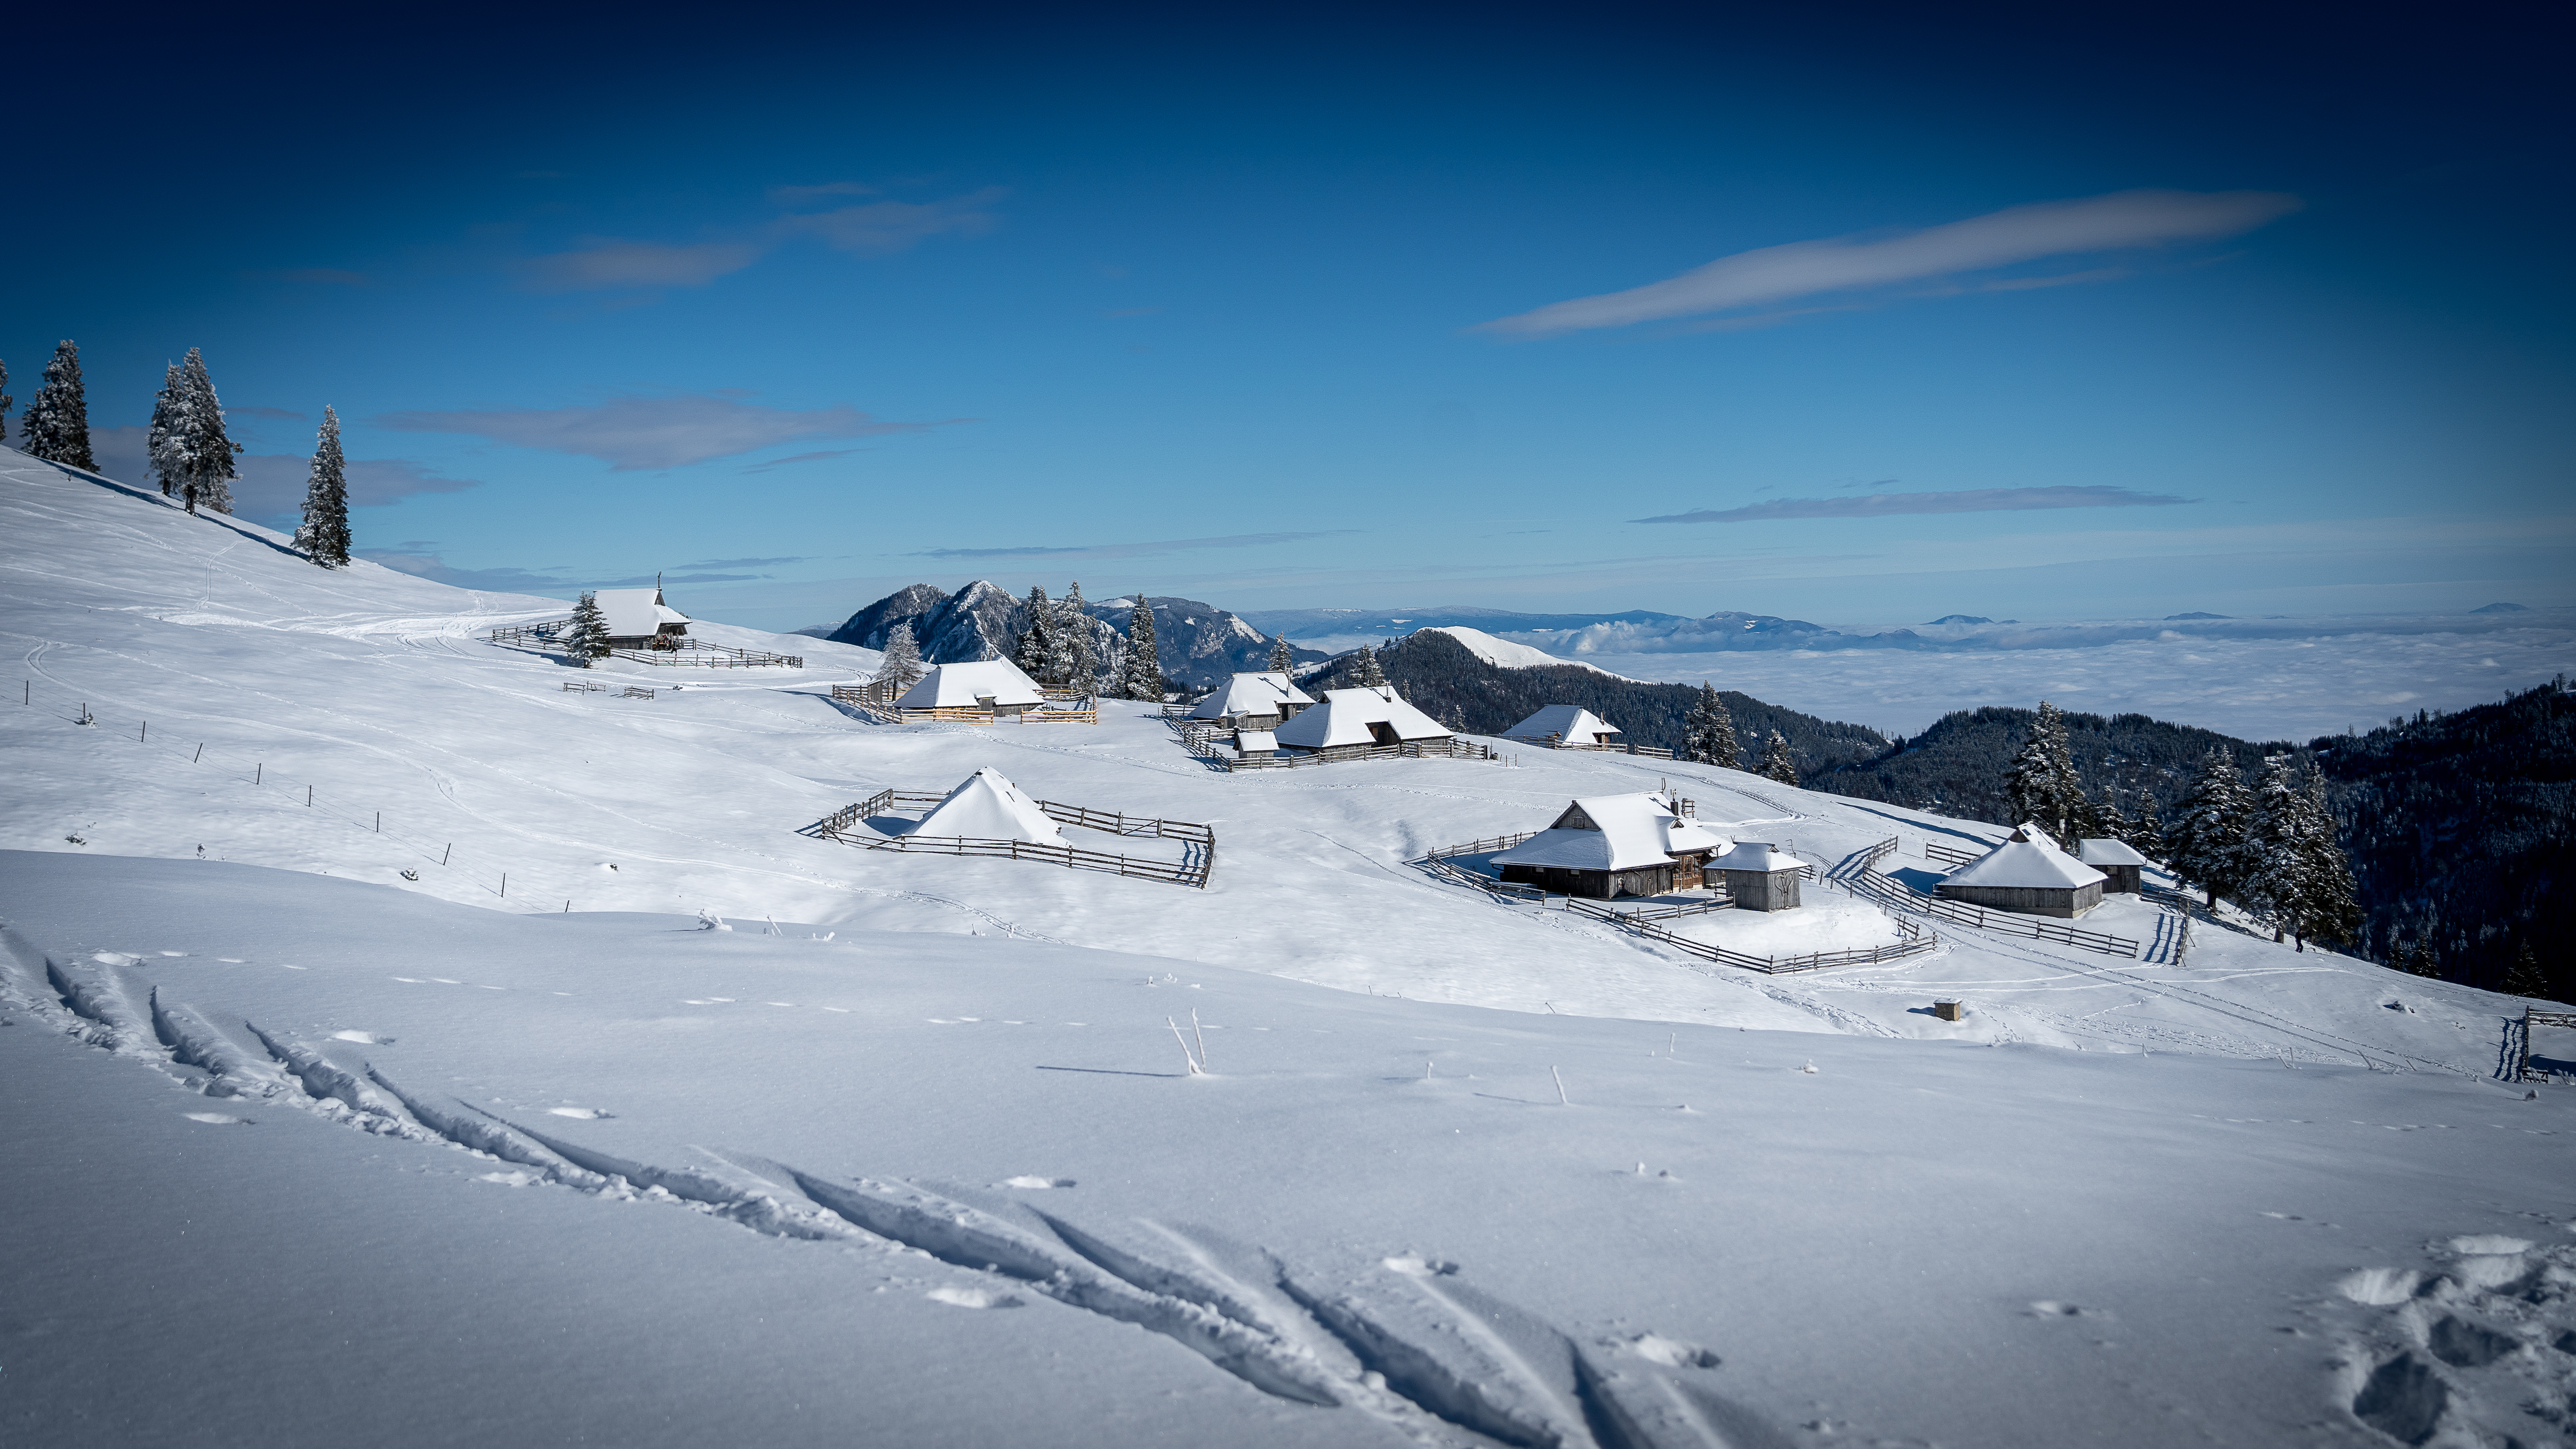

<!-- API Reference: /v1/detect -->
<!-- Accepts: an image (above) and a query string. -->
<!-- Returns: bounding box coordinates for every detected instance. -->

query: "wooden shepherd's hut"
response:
[2077,838,2149,894]
[1936,823,2107,918]
[1490,793,1725,899]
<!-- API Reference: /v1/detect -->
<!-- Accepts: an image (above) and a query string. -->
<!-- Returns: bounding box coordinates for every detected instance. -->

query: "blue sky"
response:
[9,4,2567,632]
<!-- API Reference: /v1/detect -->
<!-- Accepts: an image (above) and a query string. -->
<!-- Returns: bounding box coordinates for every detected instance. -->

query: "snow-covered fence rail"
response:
[489,618,572,646]
[2518,1009,2576,1081]
[829,688,1097,725]
[810,792,1213,888]
[1564,896,1934,974]
[1923,840,1982,868]
[611,644,803,669]
[1161,714,1495,770]
[1837,839,2139,957]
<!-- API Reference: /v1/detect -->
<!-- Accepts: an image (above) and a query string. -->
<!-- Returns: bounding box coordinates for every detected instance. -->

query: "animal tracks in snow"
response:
[2328,1224,2576,1445]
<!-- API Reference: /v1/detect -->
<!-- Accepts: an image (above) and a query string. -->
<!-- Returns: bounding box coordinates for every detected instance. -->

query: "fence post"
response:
[443,843,451,866]
[255,763,261,784]
[501,873,507,898]
[307,786,313,807]
[194,744,202,763]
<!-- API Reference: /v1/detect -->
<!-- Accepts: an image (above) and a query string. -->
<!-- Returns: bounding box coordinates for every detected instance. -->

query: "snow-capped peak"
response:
[1422,626,1638,681]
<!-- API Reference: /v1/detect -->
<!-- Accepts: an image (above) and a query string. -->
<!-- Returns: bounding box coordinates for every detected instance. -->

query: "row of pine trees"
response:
[5,342,351,568]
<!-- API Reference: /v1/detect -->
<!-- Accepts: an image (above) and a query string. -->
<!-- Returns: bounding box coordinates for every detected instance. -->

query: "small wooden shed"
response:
[2077,838,2149,894]
[1190,672,1316,730]
[1271,686,1452,758]
[1709,841,1804,912]
[1503,705,1621,749]
[593,586,692,650]
[1490,793,1725,899]
[1937,823,2107,919]
[896,660,1047,717]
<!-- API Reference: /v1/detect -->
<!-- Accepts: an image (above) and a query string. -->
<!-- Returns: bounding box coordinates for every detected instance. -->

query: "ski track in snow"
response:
[0,922,1774,1449]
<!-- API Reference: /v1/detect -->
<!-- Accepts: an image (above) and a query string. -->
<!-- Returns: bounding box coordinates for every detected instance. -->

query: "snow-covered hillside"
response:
[4,447,2572,1448]
[1421,626,1637,680]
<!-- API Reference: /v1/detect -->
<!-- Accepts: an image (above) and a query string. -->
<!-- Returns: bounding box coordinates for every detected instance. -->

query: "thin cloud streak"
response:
[1480,189,2302,337]
[518,239,768,292]
[380,394,965,470]
[1634,486,2193,525]
[917,530,1362,561]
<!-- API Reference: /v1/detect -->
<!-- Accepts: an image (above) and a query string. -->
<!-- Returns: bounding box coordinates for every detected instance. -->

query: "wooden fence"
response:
[1163,714,1494,770]
[1506,733,1677,760]
[611,644,804,669]
[828,686,1097,725]
[1563,894,1935,974]
[2518,1008,2576,1081]
[1923,840,1984,868]
[1836,836,2139,957]
[811,789,1212,887]
[562,681,656,699]
[490,618,572,646]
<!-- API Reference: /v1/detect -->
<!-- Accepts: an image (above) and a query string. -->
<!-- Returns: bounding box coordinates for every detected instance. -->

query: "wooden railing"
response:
[610,645,803,668]
[1506,734,1677,760]
[1161,714,1492,769]
[1923,840,1984,868]
[811,790,1212,887]
[489,618,572,646]
[2518,1008,2576,1081]
[829,687,1097,725]
[563,681,657,699]
[1562,895,1932,974]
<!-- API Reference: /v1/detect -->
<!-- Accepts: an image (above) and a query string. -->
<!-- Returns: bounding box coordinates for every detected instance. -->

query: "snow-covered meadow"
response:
[4,448,2573,1448]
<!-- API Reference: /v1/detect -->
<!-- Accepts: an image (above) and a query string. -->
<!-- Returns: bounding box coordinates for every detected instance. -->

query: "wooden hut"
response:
[1502,705,1621,750]
[896,660,1047,718]
[592,586,693,650]
[1190,672,1316,729]
[2076,838,2148,894]
[1234,729,1279,760]
[1937,823,2107,918]
[906,768,1064,844]
[1490,793,1725,899]
[1709,841,1804,911]
[1271,686,1451,758]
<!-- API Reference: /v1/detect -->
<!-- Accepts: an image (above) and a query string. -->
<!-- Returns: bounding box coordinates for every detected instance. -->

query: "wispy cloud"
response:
[767,180,877,207]
[775,188,1006,255]
[82,425,478,520]
[916,530,1361,561]
[738,448,864,474]
[378,393,965,470]
[1634,486,2193,525]
[245,267,372,286]
[517,239,768,292]
[1479,189,2303,337]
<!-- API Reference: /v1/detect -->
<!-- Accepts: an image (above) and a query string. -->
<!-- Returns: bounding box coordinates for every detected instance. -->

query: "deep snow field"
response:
[5,448,2574,1449]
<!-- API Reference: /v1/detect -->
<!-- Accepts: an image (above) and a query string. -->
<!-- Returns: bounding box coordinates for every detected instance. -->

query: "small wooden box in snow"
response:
[1933,1000,1963,1021]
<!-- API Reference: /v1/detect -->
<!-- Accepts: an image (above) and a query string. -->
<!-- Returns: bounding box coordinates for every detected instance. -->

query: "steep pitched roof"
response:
[2078,838,2150,866]
[906,768,1065,844]
[1270,686,1450,749]
[1503,705,1621,746]
[1492,793,1722,872]
[896,659,1045,710]
[1191,671,1315,720]
[592,588,688,639]
[1942,824,2107,890]
[1709,841,1801,874]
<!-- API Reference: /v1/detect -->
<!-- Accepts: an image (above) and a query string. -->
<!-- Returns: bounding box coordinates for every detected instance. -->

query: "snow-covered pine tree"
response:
[2002,700,2084,841]
[1012,584,1055,683]
[182,350,240,514]
[876,622,923,690]
[1683,682,1739,768]
[1268,635,1293,675]
[561,592,611,667]
[1354,641,1389,688]
[292,406,352,568]
[1056,581,1099,690]
[2126,798,2166,861]
[2240,755,2309,942]
[148,362,193,498]
[2504,943,2549,998]
[19,341,97,469]
[2090,789,2132,848]
[2284,769,2358,951]
[1121,596,1162,700]
[2166,747,2254,910]
[1758,729,1799,786]
[0,357,11,443]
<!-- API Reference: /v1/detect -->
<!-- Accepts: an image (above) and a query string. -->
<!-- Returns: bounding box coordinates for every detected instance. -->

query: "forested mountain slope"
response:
[1807,706,2295,822]
[1305,630,1888,771]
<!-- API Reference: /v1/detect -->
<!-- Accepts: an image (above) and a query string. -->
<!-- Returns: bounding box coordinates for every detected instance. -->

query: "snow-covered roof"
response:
[1235,729,1277,753]
[593,588,688,638]
[905,768,1065,845]
[2078,838,2150,867]
[1190,672,1315,720]
[1942,825,2106,890]
[896,659,1045,710]
[1492,793,1722,872]
[1503,705,1621,745]
[1710,841,1801,874]
[1270,687,1449,749]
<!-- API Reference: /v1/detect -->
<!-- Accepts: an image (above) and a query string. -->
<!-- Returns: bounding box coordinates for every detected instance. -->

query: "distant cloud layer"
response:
[378,394,964,470]
[516,185,1006,293]
[1480,189,2303,337]
[84,425,479,522]
[917,530,1361,561]
[1634,485,2193,524]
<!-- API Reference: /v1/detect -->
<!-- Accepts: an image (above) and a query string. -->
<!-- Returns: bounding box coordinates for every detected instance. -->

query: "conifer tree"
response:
[1354,642,1388,688]
[148,363,191,498]
[2284,771,2359,951]
[2090,789,2132,848]
[149,349,241,513]
[185,351,240,513]
[2241,755,2309,942]
[18,341,97,470]
[1056,581,1099,689]
[2126,798,2166,862]
[0,357,11,443]
[292,406,352,567]
[561,592,611,667]
[1758,729,1799,786]
[1121,596,1162,700]
[1268,635,1293,675]
[1012,584,1055,682]
[2504,943,2551,999]
[1683,683,1739,768]
[2003,701,2084,841]
[877,622,924,691]
[2167,748,2254,910]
